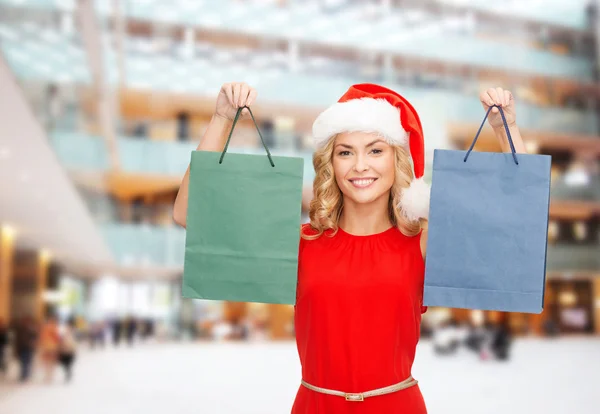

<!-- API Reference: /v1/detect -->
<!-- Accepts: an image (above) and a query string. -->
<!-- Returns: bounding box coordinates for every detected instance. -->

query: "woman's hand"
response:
[479,87,527,154]
[215,82,258,121]
[479,87,516,130]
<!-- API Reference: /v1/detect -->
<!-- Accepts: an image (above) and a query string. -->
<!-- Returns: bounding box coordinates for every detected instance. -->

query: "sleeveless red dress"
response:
[292,224,428,413]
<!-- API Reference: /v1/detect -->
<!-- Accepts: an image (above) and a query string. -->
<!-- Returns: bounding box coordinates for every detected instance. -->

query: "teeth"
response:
[352,179,375,187]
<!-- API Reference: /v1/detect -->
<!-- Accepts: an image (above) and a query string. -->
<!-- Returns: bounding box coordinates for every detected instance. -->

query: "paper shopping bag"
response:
[183,107,304,304]
[424,106,551,314]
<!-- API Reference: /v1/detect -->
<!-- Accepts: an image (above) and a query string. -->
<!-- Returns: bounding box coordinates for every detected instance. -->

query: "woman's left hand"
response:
[479,87,516,130]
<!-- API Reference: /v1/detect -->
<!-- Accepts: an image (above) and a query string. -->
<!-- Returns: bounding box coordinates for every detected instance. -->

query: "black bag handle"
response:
[219,106,275,167]
[463,105,519,165]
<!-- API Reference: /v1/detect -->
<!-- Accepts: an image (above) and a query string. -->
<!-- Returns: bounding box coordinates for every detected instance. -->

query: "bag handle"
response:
[463,105,519,165]
[219,106,275,167]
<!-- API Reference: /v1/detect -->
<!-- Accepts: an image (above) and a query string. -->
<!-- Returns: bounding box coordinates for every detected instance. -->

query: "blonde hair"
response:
[303,135,424,240]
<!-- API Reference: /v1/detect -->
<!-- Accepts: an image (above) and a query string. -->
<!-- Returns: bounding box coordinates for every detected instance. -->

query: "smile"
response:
[349,178,377,188]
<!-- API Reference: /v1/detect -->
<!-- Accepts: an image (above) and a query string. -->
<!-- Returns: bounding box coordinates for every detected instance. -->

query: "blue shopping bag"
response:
[424,106,551,314]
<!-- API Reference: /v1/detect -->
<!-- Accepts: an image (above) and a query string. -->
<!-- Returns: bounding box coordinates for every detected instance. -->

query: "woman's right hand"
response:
[215,82,257,121]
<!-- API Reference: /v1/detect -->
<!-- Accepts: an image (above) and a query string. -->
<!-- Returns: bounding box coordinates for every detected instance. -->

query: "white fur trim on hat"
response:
[399,177,430,221]
[312,98,409,148]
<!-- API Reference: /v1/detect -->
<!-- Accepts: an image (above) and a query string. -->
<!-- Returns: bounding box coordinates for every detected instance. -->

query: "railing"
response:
[0,0,590,31]
[0,9,594,87]
[51,132,317,183]
[551,175,600,201]
[546,244,600,272]
[101,222,600,270]
[102,223,186,268]
[432,0,591,30]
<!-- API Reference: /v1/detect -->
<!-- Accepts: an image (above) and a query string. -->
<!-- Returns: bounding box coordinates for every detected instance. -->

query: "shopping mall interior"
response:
[0,1,599,413]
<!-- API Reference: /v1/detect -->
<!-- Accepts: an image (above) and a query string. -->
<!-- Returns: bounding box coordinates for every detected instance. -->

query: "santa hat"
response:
[312,83,430,221]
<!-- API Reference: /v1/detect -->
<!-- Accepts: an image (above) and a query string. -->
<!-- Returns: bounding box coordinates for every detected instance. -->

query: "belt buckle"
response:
[344,392,364,402]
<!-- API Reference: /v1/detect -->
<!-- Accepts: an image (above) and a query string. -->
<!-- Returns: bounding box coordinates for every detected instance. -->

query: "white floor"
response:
[0,337,598,414]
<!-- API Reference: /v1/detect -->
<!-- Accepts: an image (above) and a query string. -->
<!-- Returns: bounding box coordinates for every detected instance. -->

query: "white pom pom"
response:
[399,177,431,221]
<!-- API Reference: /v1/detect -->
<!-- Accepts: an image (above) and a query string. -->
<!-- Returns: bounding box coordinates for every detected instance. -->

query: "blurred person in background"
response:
[39,314,60,382]
[479,318,514,362]
[14,315,38,382]
[465,320,488,355]
[58,317,77,383]
[173,82,525,413]
[89,321,106,349]
[74,315,88,341]
[489,317,513,361]
[227,316,249,341]
[111,318,122,347]
[432,319,461,356]
[0,318,8,376]
[543,317,560,338]
[125,317,137,346]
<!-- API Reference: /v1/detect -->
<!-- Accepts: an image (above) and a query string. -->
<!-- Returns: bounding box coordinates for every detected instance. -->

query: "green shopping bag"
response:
[182,107,304,304]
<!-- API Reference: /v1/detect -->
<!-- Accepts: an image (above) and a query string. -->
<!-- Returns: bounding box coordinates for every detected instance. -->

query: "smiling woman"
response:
[292,84,432,414]
[306,131,423,240]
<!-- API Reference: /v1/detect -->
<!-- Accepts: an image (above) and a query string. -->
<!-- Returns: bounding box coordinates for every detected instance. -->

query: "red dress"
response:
[292,224,428,413]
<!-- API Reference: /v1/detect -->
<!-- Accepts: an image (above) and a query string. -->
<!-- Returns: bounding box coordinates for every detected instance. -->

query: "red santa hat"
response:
[312,83,430,221]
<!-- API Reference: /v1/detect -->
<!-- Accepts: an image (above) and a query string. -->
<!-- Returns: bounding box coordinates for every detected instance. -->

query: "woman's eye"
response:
[371,148,383,154]
[338,150,351,156]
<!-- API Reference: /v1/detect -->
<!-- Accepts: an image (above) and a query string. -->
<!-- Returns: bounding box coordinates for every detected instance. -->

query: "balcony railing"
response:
[51,132,317,183]
[546,244,600,272]
[101,222,600,271]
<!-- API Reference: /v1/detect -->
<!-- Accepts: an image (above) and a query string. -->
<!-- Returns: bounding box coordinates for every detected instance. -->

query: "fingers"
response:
[485,87,511,113]
[246,88,258,107]
[223,83,235,108]
[504,90,513,107]
[221,82,257,117]
[497,87,507,106]
[239,83,250,107]
[232,83,241,108]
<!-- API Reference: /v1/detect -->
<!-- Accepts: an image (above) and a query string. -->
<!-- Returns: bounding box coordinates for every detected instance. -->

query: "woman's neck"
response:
[338,194,392,236]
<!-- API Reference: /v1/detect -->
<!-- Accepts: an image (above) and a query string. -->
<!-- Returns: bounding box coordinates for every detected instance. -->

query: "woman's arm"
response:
[172,115,232,228]
[492,123,527,154]
[173,82,257,228]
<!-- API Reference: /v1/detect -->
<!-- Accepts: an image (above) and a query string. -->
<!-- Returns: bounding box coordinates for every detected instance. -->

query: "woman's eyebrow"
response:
[335,139,384,149]
[366,139,385,147]
[335,143,354,149]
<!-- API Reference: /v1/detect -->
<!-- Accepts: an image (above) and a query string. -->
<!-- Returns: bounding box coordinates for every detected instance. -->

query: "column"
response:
[0,225,16,322]
[36,250,51,322]
[594,277,600,334]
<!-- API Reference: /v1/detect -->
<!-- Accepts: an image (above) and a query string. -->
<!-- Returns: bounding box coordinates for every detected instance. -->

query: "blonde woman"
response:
[173,82,526,413]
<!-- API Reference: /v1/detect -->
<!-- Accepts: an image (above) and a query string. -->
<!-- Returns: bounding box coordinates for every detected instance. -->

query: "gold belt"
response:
[301,375,418,402]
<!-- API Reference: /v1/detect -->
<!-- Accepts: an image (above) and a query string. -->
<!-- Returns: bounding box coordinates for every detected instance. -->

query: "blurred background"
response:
[0,0,599,413]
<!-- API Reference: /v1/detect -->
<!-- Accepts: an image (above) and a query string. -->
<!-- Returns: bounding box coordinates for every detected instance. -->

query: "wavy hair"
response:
[302,135,424,240]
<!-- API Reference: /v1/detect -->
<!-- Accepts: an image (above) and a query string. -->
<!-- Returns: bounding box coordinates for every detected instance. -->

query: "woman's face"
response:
[332,131,396,206]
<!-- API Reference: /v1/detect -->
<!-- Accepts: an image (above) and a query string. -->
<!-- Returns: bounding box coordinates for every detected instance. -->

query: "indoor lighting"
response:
[564,168,590,187]
[40,248,52,262]
[1,224,16,240]
[573,221,587,241]
[525,141,539,154]
[548,221,559,242]
[559,291,577,307]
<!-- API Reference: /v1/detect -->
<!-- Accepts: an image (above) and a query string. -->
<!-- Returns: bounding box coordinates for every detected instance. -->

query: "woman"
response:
[58,318,78,382]
[39,315,60,382]
[173,82,526,413]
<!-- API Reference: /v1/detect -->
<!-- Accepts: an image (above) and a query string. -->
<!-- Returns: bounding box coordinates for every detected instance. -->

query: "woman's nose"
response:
[354,155,369,172]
